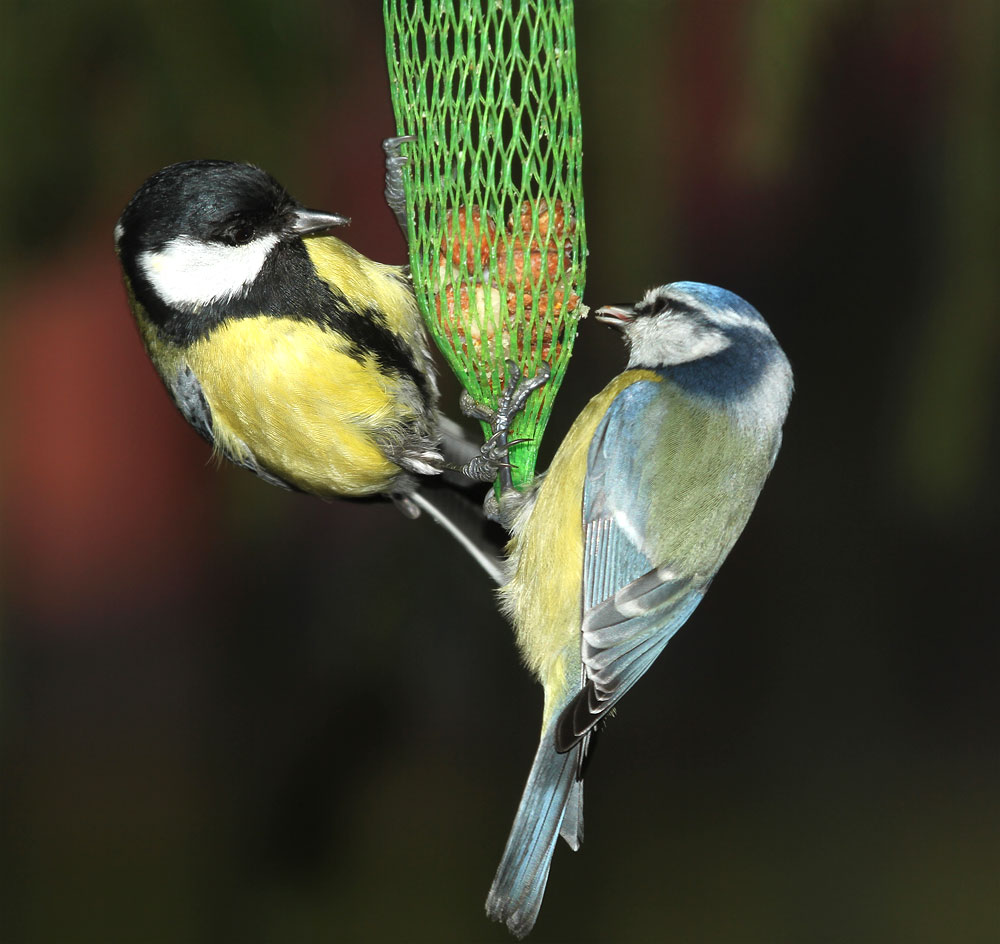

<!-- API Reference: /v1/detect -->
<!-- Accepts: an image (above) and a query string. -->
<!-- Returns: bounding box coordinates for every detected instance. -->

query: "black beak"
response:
[595,304,636,328]
[289,207,351,237]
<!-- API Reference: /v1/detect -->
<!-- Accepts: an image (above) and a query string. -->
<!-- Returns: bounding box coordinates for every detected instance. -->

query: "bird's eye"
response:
[220,220,255,246]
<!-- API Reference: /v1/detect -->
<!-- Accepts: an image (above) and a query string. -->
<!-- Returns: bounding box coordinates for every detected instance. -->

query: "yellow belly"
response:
[185,316,407,496]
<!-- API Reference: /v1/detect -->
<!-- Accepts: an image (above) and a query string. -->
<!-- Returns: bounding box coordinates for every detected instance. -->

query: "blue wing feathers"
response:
[558,379,709,753]
[584,380,667,586]
[584,517,652,608]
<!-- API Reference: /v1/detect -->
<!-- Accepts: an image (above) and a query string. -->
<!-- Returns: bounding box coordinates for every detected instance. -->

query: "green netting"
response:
[384,0,587,487]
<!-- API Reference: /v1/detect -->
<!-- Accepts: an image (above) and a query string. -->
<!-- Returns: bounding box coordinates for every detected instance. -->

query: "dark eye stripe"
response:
[635,289,705,318]
[665,298,701,317]
[635,293,705,320]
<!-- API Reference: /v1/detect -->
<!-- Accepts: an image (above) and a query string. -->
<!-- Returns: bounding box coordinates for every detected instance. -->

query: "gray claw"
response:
[391,493,421,520]
[459,360,551,487]
[499,360,551,421]
[383,135,415,233]
[383,134,416,152]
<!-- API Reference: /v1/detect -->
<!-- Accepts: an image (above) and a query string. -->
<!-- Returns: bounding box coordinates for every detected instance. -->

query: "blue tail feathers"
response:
[486,724,582,938]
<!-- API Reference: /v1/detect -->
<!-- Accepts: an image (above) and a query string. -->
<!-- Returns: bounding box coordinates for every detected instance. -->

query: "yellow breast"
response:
[185,316,410,496]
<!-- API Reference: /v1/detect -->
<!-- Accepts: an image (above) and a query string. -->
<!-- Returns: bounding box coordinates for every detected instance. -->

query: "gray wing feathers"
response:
[170,364,214,442]
[583,581,704,699]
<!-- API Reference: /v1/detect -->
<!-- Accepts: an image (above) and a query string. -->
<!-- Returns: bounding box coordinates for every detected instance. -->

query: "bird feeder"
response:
[384,0,587,487]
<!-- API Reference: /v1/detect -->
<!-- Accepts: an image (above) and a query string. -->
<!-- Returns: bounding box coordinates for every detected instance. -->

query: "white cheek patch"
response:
[138,233,279,309]
[628,315,732,367]
[675,322,732,361]
[113,221,124,247]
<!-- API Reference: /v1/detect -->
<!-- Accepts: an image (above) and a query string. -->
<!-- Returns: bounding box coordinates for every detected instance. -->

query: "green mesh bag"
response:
[384,0,587,487]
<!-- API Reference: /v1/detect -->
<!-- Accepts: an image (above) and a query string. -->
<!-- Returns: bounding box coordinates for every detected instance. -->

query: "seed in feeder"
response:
[441,206,497,274]
[508,197,576,240]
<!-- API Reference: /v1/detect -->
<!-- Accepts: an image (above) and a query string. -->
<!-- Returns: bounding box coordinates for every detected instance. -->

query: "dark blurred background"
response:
[1,2,998,942]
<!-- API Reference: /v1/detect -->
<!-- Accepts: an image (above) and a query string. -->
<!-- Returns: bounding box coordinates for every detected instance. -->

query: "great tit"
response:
[115,158,508,581]
[485,282,794,937]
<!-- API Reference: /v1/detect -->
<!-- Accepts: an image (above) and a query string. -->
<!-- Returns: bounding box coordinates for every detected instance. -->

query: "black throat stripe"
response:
[128,239,431,404]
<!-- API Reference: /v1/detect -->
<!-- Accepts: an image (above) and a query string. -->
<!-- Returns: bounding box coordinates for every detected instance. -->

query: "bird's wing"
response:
[170,364,215,443]
[554,379,712,752]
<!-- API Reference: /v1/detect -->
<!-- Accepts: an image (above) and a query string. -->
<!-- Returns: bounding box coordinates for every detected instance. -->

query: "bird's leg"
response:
[383,134,415,236]
[459,359,551,488]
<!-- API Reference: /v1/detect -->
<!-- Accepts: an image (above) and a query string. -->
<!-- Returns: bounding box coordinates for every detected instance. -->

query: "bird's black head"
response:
[115,160,349,344]
[117,160,298,255]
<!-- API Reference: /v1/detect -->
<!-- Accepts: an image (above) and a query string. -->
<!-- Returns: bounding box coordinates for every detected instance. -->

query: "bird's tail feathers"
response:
[486,724,580,938]
[558,779,584,850]
[407,486,506,585]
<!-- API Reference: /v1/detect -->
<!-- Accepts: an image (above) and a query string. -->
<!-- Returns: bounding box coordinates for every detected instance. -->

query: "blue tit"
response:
[485,281,793,937]
[115,156,511,581]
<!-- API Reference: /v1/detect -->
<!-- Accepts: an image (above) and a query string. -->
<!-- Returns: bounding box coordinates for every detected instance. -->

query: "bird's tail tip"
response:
[485,726,581,937]
[485,892,538,940]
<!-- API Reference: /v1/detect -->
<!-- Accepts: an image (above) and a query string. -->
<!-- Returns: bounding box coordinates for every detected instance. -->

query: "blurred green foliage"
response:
[897,2,1000,513]
[0,0,343,274]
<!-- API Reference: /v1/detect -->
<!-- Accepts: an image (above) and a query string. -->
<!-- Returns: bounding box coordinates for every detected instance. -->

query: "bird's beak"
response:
[595,304,636,328]
[289,207,351,237]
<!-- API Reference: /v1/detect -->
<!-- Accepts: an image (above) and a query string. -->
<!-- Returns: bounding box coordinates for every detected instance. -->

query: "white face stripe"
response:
[698,304,773,334]
[138,233,279,310]
[626,312,732,368]
[113,221,124,247]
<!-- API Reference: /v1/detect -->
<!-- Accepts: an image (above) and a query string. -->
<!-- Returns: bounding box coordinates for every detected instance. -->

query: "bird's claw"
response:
[463,455,516,482]
[383,135,415,233]
[495,360,551,433]
[459,360,551,486]
[460,428,514,482]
